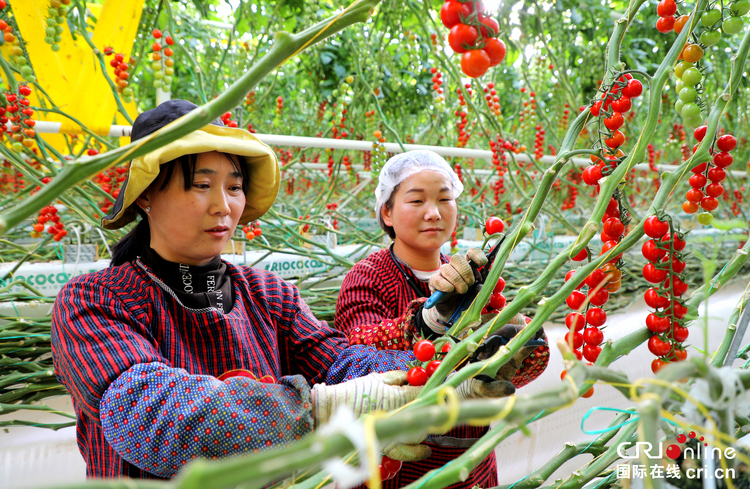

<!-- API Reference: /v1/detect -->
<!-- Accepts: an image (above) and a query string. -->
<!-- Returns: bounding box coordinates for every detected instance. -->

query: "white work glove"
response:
[422,248,488,334]
[311,369,514,462]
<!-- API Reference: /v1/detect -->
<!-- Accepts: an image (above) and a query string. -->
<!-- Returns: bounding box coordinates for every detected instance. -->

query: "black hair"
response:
[378,183,400,240]
[110,152,249,266]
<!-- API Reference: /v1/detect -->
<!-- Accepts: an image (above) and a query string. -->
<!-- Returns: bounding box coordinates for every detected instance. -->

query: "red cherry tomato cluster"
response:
[325,202,339,230]
[93,164,128,214]
[242,221,263,241]
[440,0,506,78]
[103,51,135,102]
[655,0,678,33]
[430,67,444,103]
[407,339,447,386]
[454,85,473,147]
[220,111,239,128]
[482,81,501,117]
[32,205,67,241]
[641,215,689,373]
[481,276,506,314]
[582,73,644,187]
[3,87,37,152]
[151,29,175,91]
[682,126,736,226]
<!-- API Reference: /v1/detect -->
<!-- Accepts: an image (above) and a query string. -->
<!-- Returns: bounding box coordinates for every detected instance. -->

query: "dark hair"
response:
[110,152,248,266]
[378,183,400,240]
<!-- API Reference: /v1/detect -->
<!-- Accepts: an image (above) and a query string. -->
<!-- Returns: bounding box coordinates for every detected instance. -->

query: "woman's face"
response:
[382,170,457,256]
[138,151,246,266]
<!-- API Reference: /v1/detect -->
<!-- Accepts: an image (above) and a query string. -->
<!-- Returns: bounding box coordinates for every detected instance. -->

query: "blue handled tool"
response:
[424,234,506,310]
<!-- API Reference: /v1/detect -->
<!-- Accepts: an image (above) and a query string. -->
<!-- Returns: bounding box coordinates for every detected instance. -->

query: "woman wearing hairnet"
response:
[335,150,549,487]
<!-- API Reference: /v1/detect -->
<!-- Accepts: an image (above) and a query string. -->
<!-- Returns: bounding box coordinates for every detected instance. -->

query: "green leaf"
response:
[711,219,749,231]
[320,51,333,65]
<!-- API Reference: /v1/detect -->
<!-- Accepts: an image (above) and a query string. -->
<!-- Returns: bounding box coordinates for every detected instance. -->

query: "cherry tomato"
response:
[603,217,625,238]
[566,312,587,331]
[643,263,667,284]
[440,0,472,29]
[708,167,726,183]
[672,326,689,342]
[700,196,719,211]
[407,366,428,386]
[604,130,625,149]
[489,292,506,310]
[622,79,643,98]
[606,280,621,292]
[425,360,442,377]
[610,96,631,114]
[642,239,666,262]
[713,152,733,168]
[413,340,436,362]
[645,288,670,308]
[673,349,688,361]
[651,358,668,373]
[441,343,452,354]
[683,201,699,214]
[644,216,669,238]
[582,386,595,398]
[574,349,583,361]
[689,174,707,188]
[588,288,610,307]
[566,290,586,309]
[648,335,672,356]
[485,216,505,235]
[604,112,624,131]
[716,134,737,152]
[646,313,670,333]
[382,455,402,475]
[693,125,707,141]
[602,263,623,282]
[448,24,479,54]
[664,276,689,296]
[600,240,623,263]
[583,344,602,362]
[477,14,499,37]
[691,162,708,174]
[571,248,589,262]
[565,331,584,349]
[461,49,491,78]
[585,269,607,289]
[483,38,506,66]
[493,277,506,293]
[666,302,688,319]
[560,369,568,380]
[662,254,686,273]
[656,16,675,33]
[586,308,607,327]
[582,165,602,185]
[657,0,677,16]
[583,326,604,345]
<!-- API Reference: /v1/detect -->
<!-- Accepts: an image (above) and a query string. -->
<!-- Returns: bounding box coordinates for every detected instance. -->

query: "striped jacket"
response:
[335,248,500,489]
[51,257,411,478]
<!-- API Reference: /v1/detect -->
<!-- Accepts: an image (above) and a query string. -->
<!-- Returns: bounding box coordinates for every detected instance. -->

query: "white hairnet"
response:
[374,150,463,231]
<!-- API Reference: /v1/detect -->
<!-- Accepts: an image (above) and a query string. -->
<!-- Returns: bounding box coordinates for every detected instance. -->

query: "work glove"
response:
[311,369,514,462]
[472,314,547,383]
[421,248,488,334]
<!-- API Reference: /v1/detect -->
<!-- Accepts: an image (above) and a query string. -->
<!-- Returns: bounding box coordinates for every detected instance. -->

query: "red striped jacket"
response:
[335,248,499,488]
[52,258,412,478]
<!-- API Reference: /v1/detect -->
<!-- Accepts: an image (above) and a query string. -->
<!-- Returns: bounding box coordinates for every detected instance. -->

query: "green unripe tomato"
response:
[701,9,722,26]
[681,102,702,119]
[122,87,133,97]
[164,67,174,76]
[163,76,173,85]
[151,61,161,70]
[11,142,24,152]
[346,75,354,84]
[45,36,55,44]
[153,79,163,88]
[681,67,703,86]
[723,16,745,34]
[154,71,163,79]
[679,86,698,102]
[683,114,703,129]
[675,79,685,93]
[730,0,750,16]
[123,96,133,104]
[697,212,714,225]
[51,44,61,52]
[674,61,693,78]
[675,99,684,114]
[16,56,27,65]
[55,25,63,34]
[54,35,62,43]
[21,66,33,77]
[701,30,722,46]
[55,16,65,25]
[48,8,58,16]
[46,17,57,26]
[58,7,66,16]
[46,27,57,36]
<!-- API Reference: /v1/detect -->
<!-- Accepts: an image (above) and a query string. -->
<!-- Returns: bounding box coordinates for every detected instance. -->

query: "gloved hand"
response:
[422,248,488,334]
[312,369,515,462]
[473,314,546,383]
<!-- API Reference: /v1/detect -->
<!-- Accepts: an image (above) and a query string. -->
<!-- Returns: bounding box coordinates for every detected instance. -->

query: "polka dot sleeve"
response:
[99,362,314,478]
[324,345,414,384]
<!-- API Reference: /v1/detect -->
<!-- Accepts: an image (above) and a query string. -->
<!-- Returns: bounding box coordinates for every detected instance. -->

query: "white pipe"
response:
[23,123,749,177]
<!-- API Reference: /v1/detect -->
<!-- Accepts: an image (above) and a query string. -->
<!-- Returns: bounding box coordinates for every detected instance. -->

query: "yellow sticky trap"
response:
[10,1,143,152]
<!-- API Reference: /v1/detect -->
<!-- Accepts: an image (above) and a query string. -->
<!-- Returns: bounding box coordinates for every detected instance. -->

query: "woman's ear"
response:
[136,193,151,213]
[381,204,393,227]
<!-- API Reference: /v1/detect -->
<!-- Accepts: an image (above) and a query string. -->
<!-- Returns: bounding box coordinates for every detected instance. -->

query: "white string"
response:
[317,408,374,489]
[96,228,113,260]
